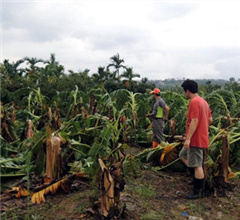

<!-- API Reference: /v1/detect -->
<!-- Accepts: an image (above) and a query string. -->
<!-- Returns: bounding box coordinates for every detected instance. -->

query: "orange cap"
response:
[150,88,160,94]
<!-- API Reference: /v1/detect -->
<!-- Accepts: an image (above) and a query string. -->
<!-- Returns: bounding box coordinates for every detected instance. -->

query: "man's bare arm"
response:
[163,105,169,120]
[184,118,198,149]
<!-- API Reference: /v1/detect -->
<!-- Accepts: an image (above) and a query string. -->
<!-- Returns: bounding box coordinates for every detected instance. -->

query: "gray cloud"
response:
[172,47,240,63]
[3,2,79,42]
[215,56,240,79]
[2,1,240,80]
[85,28,148,50]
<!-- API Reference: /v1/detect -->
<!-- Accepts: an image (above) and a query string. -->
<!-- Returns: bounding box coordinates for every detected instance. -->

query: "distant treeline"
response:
[1,53,240,105]
[150,78,233,88]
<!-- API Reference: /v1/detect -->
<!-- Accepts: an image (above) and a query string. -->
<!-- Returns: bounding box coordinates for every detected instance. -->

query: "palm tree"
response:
[141,77,148,84]
[23,57,45,85]
[42,53,65,82]
[44,53,57,65]
[24,57,44,77]
[92,66,110,87]
[121,67,140,89]
[1,59,26,99]
[60,69,92,92]
[107,53,126,81]
[121,67,140,81]
[2,59,25,78]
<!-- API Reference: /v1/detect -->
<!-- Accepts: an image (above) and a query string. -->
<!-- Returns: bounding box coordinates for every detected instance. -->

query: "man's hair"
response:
[181,79,198,93]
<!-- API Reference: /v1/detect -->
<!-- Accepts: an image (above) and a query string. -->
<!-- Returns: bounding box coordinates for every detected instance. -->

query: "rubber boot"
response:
[187,167,195,185]
[187,178,205,199]
[152,141,159,148]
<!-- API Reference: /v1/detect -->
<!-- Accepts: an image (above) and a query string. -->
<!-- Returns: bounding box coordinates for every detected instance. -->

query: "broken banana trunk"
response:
[45,124,62,180]
[99,158,115,217]
[98,157,125,218]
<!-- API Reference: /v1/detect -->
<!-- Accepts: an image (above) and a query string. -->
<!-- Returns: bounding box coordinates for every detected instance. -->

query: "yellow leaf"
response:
[31,177,70,204]
[16,188,29,198]
[228,172,235,178]
[228,171,240,179]
[12,187,19,191]
[31,193,36,204]
[160,145,173,164]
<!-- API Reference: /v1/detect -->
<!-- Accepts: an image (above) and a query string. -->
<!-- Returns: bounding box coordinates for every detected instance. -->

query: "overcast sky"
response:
[1,0,240,80]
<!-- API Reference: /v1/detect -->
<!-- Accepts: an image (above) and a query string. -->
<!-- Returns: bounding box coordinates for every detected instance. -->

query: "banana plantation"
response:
[1,54,240,219]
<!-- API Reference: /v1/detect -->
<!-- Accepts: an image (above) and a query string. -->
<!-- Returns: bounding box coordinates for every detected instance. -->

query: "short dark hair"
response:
[181,79,198,93]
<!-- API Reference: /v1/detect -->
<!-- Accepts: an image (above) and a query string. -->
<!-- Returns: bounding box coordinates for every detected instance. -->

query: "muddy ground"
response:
[1,147,240,220]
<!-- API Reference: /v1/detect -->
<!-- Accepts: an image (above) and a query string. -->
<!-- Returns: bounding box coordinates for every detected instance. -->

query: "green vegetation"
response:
[1,53,240,178]
[1,53,240,219]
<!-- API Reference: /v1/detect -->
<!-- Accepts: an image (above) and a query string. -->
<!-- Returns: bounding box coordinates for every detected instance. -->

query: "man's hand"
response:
[184,139,190,150]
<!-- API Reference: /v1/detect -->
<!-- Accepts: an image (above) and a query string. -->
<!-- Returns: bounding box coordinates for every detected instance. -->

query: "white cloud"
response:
[1,1,240,80]
[178,62,221,79]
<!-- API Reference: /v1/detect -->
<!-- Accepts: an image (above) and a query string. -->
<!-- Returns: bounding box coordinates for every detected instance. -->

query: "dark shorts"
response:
[152,119,164,142]
[179,147,203,167]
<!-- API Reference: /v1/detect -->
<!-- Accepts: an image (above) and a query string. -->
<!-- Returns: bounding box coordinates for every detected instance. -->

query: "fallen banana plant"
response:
[13,187,30,198]
[134,142,168,162]
[0,186,30,202]
[160,142,181,166]
[0,172,87,205]
[32,172,87,204]
[134,142,185,172]
[31,176,71,204]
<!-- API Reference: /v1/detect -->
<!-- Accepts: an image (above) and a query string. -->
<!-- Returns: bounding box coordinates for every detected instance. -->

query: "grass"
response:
[126,184,156,198]
[140,212,163,220]
[189,202,204,214]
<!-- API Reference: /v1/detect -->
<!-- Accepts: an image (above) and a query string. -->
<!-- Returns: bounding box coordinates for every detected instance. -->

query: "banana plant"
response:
[134,141,185,172]
[111,89,142,142]
[162,91,188,135]
[27,88,48,114]
[0,102,18,143]
[65,85,81,118]
[206,90,237,127]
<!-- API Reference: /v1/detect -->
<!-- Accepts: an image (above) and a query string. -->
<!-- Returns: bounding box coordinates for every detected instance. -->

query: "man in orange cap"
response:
[149,88,169,148]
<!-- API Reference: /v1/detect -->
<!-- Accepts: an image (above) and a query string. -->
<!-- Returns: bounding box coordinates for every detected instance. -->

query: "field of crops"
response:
[1,55,240,219]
